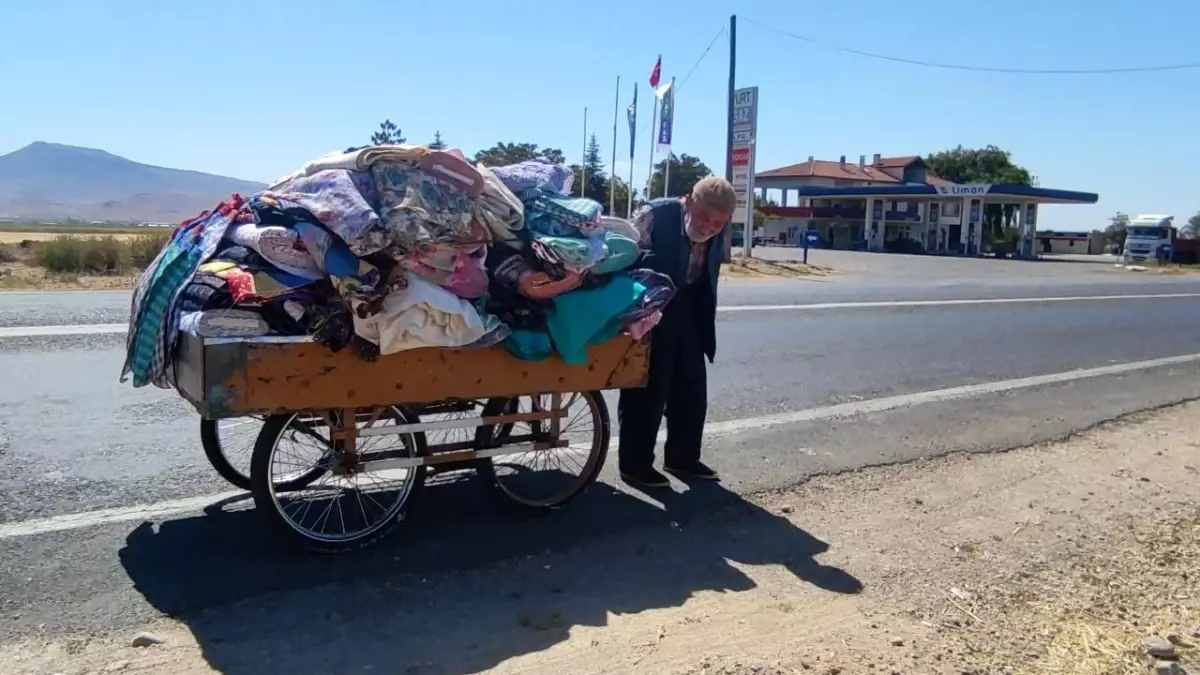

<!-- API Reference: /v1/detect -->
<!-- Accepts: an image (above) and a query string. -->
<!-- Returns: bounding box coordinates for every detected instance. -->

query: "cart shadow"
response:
[118,474,862,675]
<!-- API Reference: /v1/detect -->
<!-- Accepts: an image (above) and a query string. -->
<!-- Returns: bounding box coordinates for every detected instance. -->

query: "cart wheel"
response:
[250,406,425,553]
[476,391,609,512]
[200,417,326,492]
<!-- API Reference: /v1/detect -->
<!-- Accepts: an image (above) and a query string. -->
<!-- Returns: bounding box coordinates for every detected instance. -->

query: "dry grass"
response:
[0,233,162,290]
[0,231,147,243]
[941,508,1200,675]
[723,254,832,280]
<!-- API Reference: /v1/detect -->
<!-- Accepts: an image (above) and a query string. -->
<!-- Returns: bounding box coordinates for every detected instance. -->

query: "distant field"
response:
[0,231,148,243]
[0,223,155,235]
[0,223,162,243]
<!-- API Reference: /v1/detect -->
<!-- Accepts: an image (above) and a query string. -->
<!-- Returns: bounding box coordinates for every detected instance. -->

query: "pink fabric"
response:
[626,310,662,340]
[404,243,488,299]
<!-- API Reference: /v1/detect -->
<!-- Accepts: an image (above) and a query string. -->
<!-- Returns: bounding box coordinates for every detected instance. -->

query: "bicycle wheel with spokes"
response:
[476,391,609,512]
[201,416,328,492]
[250,406,426,553]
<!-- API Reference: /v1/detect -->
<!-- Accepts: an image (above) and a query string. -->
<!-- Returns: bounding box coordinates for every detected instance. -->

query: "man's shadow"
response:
[119,471,863,675]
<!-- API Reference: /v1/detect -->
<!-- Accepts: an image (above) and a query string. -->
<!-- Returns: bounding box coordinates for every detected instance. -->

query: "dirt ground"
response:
[5,402,1199,675]
[0,262,139,290]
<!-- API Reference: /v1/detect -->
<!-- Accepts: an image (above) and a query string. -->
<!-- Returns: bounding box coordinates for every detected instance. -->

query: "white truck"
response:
[1122,214,1175,263]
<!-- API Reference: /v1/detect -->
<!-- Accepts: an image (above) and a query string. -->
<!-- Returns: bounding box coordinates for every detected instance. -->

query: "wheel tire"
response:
[250,407,426,553]
[201,417,327,493]
[201,418,252,491]
[476,391,610,513]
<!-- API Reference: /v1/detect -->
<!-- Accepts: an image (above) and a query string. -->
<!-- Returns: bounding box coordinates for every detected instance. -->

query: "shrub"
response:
[0,243,17,264]
[127,233,170,269]
[35,236,86,273]
[80,236,131,273]
[35,235,134,274]
[30,232,170,275]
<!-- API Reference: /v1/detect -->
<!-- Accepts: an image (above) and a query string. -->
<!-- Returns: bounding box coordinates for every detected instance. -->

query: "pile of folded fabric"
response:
[120,145,676,389]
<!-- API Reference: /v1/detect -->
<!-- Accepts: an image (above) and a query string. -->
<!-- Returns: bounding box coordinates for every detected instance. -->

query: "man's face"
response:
[684,196,733,243]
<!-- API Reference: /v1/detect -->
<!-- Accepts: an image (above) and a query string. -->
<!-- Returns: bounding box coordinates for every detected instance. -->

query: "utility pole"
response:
[722,14,737,262]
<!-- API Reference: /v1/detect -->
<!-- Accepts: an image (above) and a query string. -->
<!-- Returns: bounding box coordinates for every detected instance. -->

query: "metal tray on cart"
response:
[174,333,650,552]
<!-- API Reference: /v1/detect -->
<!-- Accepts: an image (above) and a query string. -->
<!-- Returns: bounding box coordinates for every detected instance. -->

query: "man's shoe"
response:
[620,467,671,489]
[665,461,720,481]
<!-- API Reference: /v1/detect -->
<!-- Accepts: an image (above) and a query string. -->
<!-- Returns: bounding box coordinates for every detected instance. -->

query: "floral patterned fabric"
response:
[261,170,382,256]
[371,162,486,252]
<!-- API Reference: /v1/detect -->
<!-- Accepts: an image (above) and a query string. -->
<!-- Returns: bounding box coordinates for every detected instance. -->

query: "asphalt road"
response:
[1,260,1200,661]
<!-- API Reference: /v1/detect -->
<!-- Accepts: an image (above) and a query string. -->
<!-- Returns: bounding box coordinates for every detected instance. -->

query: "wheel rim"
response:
[217,415,319,485]
[265,408,420,544]
[488,393,602,507]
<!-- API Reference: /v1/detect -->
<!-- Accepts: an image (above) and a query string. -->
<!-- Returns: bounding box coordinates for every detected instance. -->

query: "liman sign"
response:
[934,183,992,196]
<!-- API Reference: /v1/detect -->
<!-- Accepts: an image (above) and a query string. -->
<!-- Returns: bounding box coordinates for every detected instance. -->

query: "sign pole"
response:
[730,85,758,259]
[723,15,737,262]
[743,139,755,258]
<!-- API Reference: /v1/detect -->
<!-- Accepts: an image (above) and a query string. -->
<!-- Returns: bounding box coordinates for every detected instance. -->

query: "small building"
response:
[753,154,1099,258]
[1035,230,1104,255]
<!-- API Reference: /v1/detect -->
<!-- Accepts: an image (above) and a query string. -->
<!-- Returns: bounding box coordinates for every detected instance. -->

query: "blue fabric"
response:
[590,231,641,276]
[504,329,553,361]
[546,274,646,365]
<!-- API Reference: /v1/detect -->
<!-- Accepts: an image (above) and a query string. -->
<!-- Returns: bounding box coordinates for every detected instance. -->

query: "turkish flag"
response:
[649,55,661,88]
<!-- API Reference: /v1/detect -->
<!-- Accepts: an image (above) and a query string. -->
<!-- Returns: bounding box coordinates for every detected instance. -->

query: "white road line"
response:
[715,292,1200,312]
[4,293,1200,338]
[2,350,1199,541]
[0,323,126,338]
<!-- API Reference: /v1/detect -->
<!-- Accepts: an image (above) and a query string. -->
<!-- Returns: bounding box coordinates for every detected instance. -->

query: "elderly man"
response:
[618,176,738,489]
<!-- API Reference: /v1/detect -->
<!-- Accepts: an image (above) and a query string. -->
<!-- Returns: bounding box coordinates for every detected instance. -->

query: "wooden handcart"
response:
[175,333,649,552]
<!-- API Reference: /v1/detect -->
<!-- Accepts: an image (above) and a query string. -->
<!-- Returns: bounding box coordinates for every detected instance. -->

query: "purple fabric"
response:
[620,269,676,324]
[490,157,574,195]
[265,169,382,255]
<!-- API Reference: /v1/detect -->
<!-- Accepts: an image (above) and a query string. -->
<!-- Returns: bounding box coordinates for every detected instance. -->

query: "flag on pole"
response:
[649,55,662,88]
[626,83,638,160]
[656,79,674,153]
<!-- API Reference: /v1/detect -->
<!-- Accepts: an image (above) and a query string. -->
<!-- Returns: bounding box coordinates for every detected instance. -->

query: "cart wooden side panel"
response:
[176,333,649,418]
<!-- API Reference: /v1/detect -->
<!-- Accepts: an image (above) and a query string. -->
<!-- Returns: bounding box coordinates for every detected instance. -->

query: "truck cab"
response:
[1123,214,1175,263]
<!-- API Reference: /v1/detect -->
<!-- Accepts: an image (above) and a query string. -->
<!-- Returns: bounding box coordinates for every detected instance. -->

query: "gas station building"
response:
[753,154,1099,258]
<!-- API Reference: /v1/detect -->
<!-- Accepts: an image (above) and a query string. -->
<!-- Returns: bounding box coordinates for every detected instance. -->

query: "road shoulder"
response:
[5,403,1200,675]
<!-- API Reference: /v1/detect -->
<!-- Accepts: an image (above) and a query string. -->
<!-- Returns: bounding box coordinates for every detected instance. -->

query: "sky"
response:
[3,0,1199,230]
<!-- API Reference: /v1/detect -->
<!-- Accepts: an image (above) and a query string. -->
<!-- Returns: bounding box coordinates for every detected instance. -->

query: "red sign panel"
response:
[731,147,750,167]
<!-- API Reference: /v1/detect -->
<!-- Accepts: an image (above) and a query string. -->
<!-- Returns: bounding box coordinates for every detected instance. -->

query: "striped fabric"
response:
[121,202,239,388]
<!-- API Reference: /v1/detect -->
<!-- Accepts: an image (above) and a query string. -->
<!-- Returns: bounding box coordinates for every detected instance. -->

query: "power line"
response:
[741,16,1200,74]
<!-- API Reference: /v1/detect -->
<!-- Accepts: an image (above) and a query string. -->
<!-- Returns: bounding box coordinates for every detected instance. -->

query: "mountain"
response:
[0,142,267,223]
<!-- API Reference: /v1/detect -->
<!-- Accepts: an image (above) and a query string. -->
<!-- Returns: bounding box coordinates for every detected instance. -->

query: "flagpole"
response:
[645,54,661,201]
[662,76,675,198]
[609,75,619,215]
[646,97,658,200]
[627,83,637,217]
[581,107,588,198]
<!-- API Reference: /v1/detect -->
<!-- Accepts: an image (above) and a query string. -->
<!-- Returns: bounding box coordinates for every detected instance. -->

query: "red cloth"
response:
[649,56,661,88]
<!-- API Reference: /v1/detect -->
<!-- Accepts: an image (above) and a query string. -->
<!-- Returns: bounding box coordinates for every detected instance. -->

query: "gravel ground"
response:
[4,402,1199,675]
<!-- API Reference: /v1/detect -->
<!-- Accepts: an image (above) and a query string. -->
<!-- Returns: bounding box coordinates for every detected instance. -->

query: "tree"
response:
[429,131,446,149]
[567,134,610,202]
[647,153,713,199]
[1100,211,1130,252]
[924,145,1035,185]
[1183,211,1200,239]
[474,142,565,167]
[370,119,405,145]
[606,177,633,218]
[925,145,1036,244]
